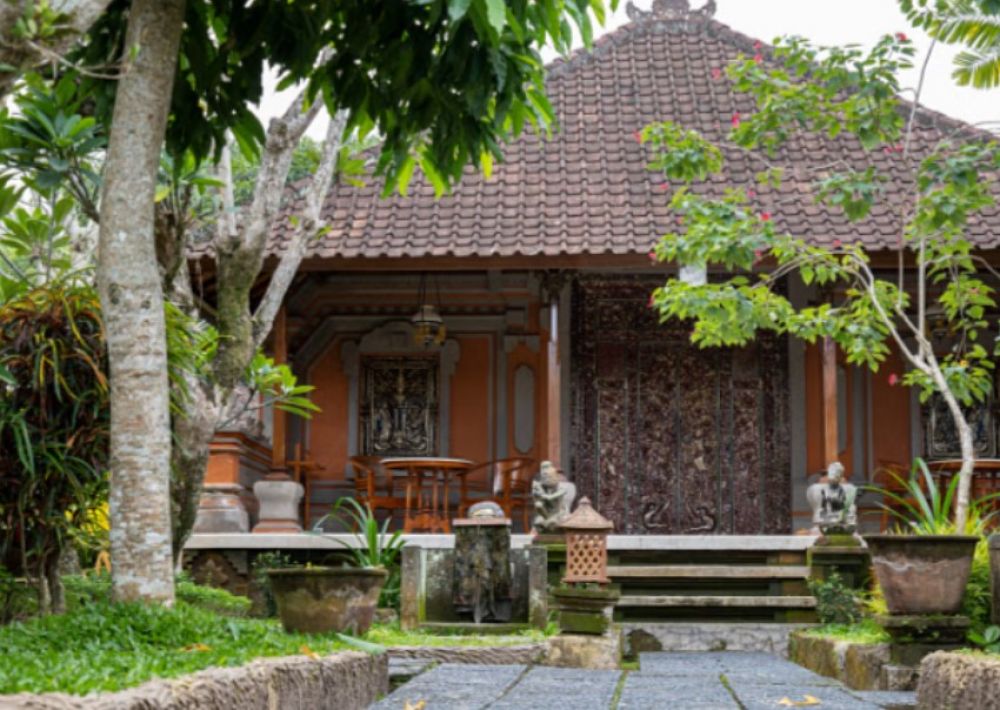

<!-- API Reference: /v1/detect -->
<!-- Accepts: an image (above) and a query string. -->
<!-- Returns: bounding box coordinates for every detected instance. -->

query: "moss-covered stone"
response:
[559,610,611,635]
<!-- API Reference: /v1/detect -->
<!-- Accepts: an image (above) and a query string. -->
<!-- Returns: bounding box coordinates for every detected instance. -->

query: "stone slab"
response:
[636,652,726,677]
[490,667,622,710]
[544,632,621,669]
[618,676,738,709]
[847,690,917,709]
[606,534,819,552]
[734,684,879,710]
[371,663,526,710]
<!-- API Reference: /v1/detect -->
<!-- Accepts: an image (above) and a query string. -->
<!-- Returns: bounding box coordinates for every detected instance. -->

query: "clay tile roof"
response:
[249,2,1000,261]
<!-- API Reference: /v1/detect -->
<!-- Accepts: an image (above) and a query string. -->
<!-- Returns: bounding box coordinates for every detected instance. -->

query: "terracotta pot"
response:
[267,566,388,634]
[864,535,978,615]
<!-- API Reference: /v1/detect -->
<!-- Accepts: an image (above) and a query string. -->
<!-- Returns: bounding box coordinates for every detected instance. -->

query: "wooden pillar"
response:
[546,300,561,467]
[270,305,288,477]
[822,337,839,469]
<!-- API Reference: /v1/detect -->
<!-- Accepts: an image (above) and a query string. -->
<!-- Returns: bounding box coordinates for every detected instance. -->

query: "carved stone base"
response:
[194,484,250,533]
[544,629,622,669]
[253,476,304,533]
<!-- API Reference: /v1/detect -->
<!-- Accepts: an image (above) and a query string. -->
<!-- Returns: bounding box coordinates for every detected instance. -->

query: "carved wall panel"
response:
[570,276,791,534]
[360,357,438,457]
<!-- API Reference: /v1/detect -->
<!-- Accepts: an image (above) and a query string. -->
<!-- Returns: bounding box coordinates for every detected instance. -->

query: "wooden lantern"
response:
[561,497,613,585]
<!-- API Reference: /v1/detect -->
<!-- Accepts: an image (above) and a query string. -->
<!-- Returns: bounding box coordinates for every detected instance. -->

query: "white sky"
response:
[257,0,998,137]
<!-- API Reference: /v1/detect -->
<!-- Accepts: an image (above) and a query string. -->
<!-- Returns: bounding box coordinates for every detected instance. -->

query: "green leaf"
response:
[448,0,473,21]
[484,0,506,34]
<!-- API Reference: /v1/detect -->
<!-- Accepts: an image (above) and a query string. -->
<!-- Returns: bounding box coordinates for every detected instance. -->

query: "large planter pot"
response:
[267,567,388,634]
[864,535,978,615]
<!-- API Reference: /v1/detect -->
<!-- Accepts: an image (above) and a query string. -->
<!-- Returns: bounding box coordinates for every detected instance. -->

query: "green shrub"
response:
[963,538,992,634]
[0,596,347,694]
[251,551,295,617]
[809,571,863,625]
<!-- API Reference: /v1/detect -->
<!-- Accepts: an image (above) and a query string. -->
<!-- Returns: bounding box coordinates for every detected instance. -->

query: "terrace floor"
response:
[373,652,916,710]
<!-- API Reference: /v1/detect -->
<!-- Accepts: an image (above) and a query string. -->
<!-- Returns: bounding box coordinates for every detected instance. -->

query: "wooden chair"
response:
[459,457,536,530]
[348,455,403,522]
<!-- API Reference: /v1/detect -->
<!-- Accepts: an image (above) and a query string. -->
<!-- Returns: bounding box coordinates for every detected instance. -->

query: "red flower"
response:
[711,67,723,80]
[648,250,658,262]
[658,182,671,192]
[895,32,908,42]
[746,189,756,199]
[883,146,893,154]
[760,211,772,222]
[753,40,763,50]
[888,373,899,386]
[754,54,763,64]
[633,130,643,143]
[832,239,842,248]
[895,143,904,153]
[753,249,763,263]
[731,112,741,128]
[677,216,685,225]
[648,293,656,308]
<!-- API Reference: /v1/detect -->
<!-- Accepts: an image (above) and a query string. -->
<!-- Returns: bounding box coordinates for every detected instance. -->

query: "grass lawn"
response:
[0,574,549,696]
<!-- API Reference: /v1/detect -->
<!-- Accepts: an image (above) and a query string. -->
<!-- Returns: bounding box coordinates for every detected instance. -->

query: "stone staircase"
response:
[605,535,818,624]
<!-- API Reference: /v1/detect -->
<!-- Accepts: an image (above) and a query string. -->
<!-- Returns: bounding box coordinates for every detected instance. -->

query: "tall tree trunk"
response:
[97,0,185,605]
[934,367,976,532]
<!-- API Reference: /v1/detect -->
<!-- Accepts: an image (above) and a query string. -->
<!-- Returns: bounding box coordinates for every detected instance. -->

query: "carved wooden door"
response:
[570,276,791,534]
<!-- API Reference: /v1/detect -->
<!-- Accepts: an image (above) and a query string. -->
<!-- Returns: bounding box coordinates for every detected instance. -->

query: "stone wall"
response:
[1,651,387,710]
[788,631,892,690]
[917,650,1000,710]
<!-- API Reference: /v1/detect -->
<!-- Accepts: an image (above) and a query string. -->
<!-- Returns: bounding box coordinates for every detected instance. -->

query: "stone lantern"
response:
[546,496,621,670]
[561,497,613,585]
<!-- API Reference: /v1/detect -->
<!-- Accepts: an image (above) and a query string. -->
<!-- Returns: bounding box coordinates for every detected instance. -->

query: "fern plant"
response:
[867,457,999,535]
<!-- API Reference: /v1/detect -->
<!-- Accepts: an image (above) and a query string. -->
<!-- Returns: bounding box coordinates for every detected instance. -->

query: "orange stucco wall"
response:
[869,349,912,470]
[450,334,494,488]
[307,337,351,480]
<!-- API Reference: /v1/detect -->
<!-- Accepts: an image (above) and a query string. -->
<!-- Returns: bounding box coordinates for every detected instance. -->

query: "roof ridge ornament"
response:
[625,0,717,22]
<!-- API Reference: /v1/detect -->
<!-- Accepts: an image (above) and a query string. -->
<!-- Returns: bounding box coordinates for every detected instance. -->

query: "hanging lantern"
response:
[411,273,447,347]
[561,497,614,585]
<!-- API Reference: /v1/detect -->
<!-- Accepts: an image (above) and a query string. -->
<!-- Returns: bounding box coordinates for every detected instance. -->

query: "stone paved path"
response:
[373,652,916,709]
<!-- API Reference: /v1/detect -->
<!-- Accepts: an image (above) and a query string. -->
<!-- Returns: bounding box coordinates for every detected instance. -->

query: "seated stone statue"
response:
[531,461,577,534]
[806,461,858,534]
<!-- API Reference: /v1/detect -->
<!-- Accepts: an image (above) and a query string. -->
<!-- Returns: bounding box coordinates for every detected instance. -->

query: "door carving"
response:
[570,276,791,534]
[360,357,438,457]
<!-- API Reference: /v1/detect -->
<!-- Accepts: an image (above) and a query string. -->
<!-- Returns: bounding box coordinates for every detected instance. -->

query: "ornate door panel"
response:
[570,276,790,534]
[360,357,438,457]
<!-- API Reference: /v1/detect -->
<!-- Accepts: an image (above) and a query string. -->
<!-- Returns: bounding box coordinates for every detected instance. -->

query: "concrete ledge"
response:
[917,651,1000,710]
[1,651,387,710]
[186,533,819,552]
[622,622,814,657]
[788,631,892,690]
[387,644,545,665]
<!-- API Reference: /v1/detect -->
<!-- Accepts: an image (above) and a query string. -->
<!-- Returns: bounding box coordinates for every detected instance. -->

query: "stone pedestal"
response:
[544,630,622,670]
[252,475,304,533]
[553,585,620,635]
[452,516,513,623]
[877,614,970,667]
[194,484,250,533]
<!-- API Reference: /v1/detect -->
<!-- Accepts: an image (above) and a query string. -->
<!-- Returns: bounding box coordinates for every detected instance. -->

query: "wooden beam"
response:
[545,301,561,466]
[270,304,288,475]
[822,336,839,468]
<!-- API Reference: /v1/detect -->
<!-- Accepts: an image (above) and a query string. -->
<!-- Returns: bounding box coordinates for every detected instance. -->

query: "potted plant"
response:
[865,459,995,615]
[267,498,403,634]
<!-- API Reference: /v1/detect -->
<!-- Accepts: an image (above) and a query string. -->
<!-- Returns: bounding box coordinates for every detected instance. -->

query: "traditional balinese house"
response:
[191,0,999,543]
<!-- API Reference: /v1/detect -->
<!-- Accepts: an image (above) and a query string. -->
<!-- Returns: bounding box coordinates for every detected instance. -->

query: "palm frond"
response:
[953,47,1000,86]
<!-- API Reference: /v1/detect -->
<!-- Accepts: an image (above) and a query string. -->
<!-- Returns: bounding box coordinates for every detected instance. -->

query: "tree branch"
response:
[252,109,348,348]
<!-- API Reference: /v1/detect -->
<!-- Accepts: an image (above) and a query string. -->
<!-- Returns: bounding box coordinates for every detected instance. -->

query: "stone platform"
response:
[374,652,915,709]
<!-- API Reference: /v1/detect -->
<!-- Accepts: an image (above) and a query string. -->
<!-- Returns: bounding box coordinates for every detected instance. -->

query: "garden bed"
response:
[789,624,895,691]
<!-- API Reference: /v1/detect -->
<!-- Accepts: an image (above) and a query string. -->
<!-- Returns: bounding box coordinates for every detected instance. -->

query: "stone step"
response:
[617,594,817,608]
[608,564,809,579]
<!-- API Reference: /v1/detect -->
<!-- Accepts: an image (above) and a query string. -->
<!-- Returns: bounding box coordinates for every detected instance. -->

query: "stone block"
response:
[544,630,622,669]
[843,642,890,690]
[881,664,919,692]
[194,484,250,533]
[4,651,387,710]
[917,650,1000,710]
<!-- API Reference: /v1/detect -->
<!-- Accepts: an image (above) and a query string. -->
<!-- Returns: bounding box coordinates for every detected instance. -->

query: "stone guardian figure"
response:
[806,461,858,535]
[531,461,577,534]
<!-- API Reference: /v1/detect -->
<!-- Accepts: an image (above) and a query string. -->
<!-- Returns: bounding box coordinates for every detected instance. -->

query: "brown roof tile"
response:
[235,4,1000,262]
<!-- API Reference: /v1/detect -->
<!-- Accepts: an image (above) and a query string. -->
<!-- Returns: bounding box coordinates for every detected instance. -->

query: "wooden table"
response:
[380,457,475,533]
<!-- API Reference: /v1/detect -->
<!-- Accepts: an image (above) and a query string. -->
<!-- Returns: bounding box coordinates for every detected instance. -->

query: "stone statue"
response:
[806,461,858,534]
[532,461,577,534]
